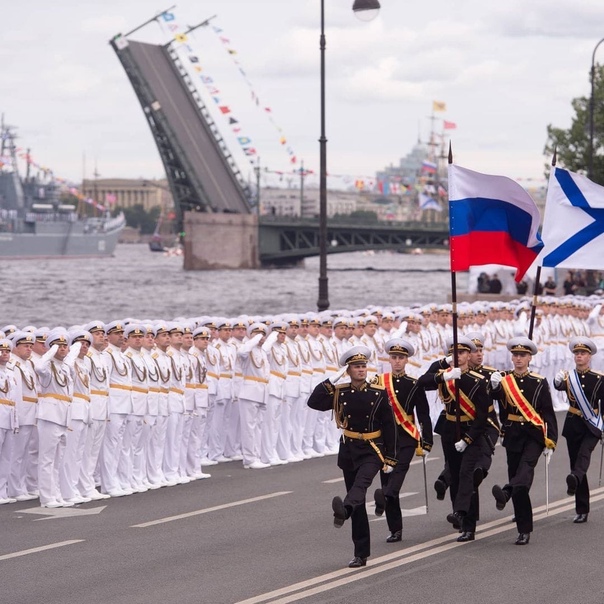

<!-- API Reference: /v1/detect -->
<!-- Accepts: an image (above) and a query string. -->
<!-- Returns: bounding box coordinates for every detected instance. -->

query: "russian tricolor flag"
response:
[448,164,544,282]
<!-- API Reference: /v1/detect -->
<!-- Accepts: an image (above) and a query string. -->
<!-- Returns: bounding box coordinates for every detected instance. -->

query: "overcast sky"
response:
[2,0,603,190]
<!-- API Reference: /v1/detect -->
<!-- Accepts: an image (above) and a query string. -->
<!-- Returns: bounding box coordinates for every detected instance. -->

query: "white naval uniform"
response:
[147,348,171,486]
[303,334,326,456]
[163,346,186,482]
[292,335,313,460]
[142,348,161,487]
[260,336,288,465]
[236,336,269,467]
[200,345,220,463]
[122,347,149,489]
[0,363,19,501]
[7,357,38,499]
[277,337,302,462]
[186,347,210,477]
[35,352,74,505]
[208,339,236,461]
[179,348,196,480]
[78,347,109,498]
[100,344,133,494]
[59,356,90,500]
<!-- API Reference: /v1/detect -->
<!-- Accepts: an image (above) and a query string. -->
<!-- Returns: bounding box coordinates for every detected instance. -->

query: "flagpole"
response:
[448,142,461,441]
[528,149,556,339]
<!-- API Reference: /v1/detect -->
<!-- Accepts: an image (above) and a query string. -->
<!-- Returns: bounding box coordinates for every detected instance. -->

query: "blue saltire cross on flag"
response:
[540,167,604,269]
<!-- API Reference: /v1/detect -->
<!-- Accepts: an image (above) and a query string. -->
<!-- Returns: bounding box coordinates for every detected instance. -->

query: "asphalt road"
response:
[2,411,603,604]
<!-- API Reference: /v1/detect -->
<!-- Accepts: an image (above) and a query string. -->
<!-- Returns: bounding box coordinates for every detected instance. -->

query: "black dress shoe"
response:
[573,513,588,524]
[473,467,485,488]
[515,533,530,545]
[386,530,402,543]
[447,511,465,526]
[492,485,509,511]
[348,556,367,568]
[566,474,578,496]
[457,531,475,542]
[434,478,447,501]
[332,496,348,528]
[374,488,385,517]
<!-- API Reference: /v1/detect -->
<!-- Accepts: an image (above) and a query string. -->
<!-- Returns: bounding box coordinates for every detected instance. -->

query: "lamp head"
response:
[352,0,381,21]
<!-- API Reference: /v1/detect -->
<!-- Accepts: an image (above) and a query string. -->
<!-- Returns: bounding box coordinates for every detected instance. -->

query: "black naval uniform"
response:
[555,369,603,517]
[493,371,558,535]
[307,378,397,560]
[418,366,490,535]
[374,372,433,538]
[471,364,502,478]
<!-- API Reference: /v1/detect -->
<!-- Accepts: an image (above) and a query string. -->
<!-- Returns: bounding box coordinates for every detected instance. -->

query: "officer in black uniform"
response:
[418,336,490,542]
[372,338,433,543]
[307,345,397,568]
[465,331,501,486]
[490,337,558,545]
[554,336,603,523]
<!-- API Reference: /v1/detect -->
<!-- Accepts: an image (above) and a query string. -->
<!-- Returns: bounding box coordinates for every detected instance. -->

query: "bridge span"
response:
[258,217,449,266]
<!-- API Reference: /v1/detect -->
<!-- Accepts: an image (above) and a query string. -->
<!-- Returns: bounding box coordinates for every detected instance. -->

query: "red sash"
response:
[501,374,555,448]
[384,373,420,441]
[442,378,476,420]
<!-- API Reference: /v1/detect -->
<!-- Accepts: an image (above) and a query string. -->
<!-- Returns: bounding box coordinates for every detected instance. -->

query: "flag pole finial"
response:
[448,141,453,165]
[552,147,557,167]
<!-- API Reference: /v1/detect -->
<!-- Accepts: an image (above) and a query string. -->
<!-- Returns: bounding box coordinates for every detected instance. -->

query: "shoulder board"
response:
[151,353,159,359]
[14,361,21,367]
[124,351,133,358]
[529,372,545,379]
[369,380,385,391]
[371,374,385,388]
[469,370,485,379]
[215,342,222,349]
[590,369,604,377]
[86,351,92,358]
[105,348,114,354]
[167,350,174,357]
[482,365,497,372]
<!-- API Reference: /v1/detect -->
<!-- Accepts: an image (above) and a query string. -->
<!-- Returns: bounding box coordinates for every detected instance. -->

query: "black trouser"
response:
[566,430,600,514]
[380,445,415,534]
[443,438,482,532]
[504,439,542,534]
[343,459,381,558]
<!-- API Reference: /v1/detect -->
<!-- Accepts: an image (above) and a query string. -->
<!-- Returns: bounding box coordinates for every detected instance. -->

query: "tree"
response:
[119,204,161,235]
[544,64,604,184]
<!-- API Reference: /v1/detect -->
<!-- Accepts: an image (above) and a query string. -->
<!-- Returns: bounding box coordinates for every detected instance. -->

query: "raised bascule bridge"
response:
[110,24,448,269]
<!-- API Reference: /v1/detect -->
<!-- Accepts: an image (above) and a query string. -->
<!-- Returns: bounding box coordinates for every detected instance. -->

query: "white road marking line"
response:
[21,505,107,521]
[322,457,440,483]
[0,540,84,562]
[131,491,293,528]
[236,489,604,604]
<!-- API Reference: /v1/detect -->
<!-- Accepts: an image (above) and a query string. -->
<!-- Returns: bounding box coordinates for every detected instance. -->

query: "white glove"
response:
[261,330,279,352]
[63,342,82,368]
[443,367,461,382]
[455,439,468,453]
[34,344,59,369]
[249,333,263,346]
[445,355,453,365]
[490,371,503,388]
[329,365,348,385]
[543,448,553,459]
[554,370,567,386]
[588,303,603,325]
[382,464,394,474]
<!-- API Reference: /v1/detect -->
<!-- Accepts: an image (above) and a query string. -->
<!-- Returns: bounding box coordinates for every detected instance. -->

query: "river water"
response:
[1,244,467,327]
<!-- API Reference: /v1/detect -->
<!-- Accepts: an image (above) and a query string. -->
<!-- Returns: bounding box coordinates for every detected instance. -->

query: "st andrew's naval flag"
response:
[540,167,604,269]
[448,164,544,281]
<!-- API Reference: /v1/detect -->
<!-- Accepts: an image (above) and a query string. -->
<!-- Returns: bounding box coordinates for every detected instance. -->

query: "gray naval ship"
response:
[0,120,124,258]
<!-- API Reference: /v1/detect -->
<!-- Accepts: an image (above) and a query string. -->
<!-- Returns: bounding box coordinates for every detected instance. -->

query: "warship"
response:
[0,119,124,258]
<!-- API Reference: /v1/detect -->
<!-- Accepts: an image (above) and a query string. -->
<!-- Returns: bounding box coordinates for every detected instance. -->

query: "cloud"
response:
[81,14,129,35]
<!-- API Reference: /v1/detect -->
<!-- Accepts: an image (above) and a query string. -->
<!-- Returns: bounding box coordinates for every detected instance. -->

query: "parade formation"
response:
[0,296,603,568]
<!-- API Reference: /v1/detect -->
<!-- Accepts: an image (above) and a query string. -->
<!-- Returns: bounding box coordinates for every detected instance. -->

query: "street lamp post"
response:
[588,37,604,179]
[317,0,380,312]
